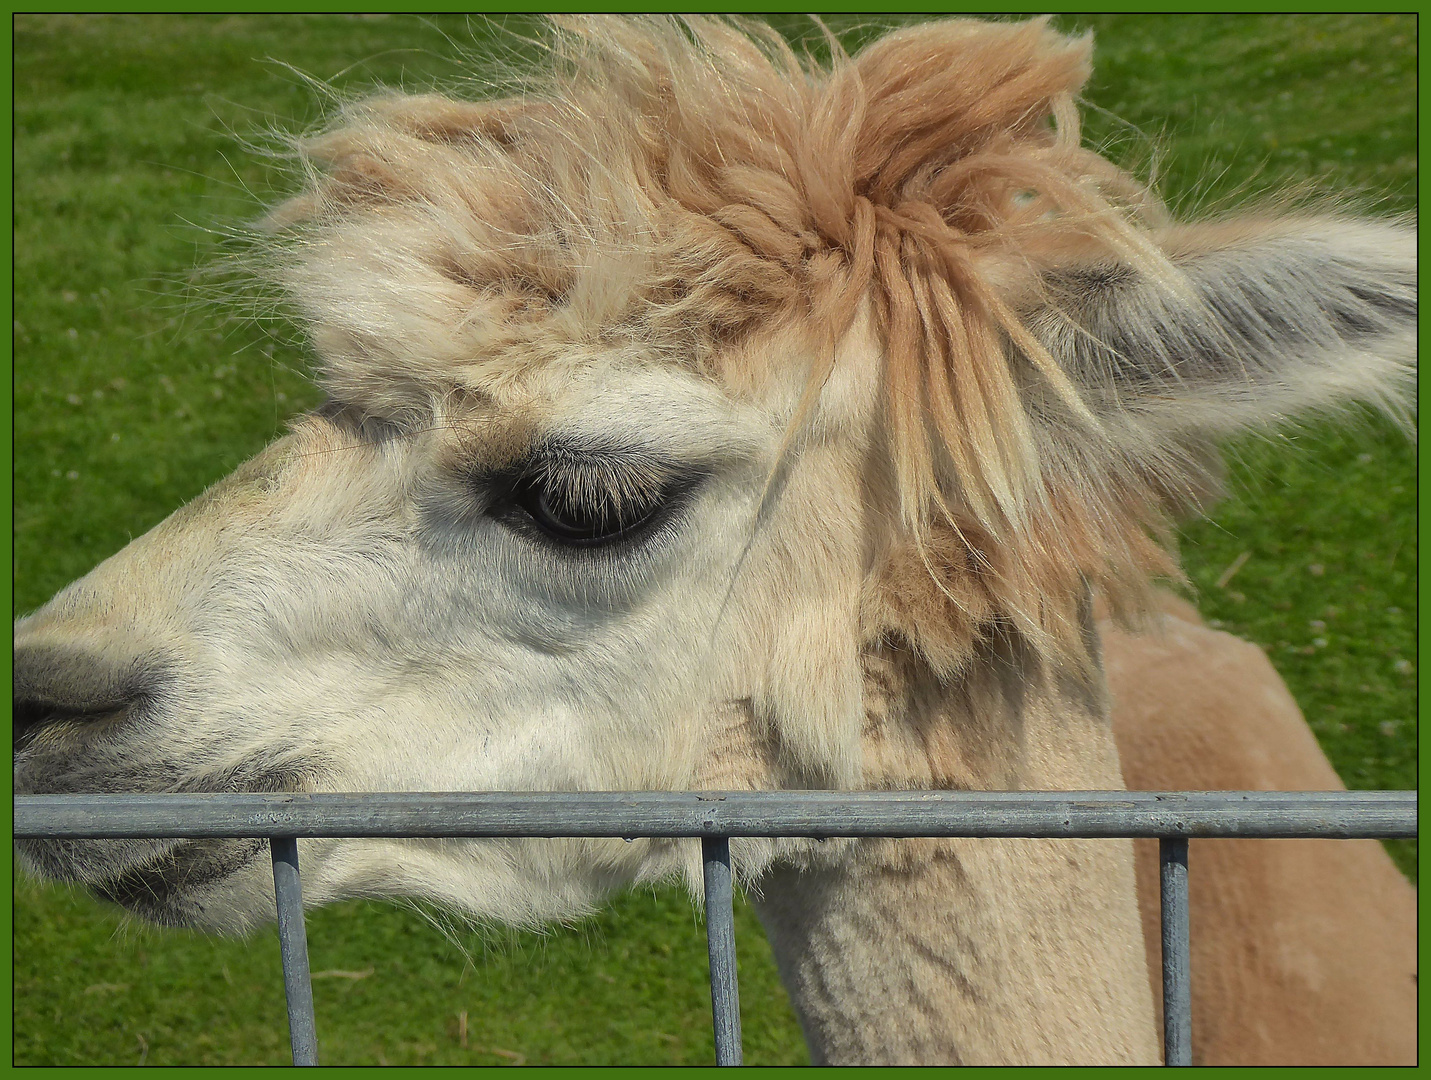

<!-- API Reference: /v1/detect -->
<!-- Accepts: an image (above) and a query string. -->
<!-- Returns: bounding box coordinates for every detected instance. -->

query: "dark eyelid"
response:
[480,438,705,549]
[480,438,691,492]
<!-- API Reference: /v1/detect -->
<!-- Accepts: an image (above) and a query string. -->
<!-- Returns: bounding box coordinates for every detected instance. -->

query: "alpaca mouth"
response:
[15,746,323,801]
[16,833,269,921]
[16,759,319,924]
[89,837,268,924]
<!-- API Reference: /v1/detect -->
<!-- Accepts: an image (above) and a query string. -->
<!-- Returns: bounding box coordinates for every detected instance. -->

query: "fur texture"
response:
[1106,596,1417,1066]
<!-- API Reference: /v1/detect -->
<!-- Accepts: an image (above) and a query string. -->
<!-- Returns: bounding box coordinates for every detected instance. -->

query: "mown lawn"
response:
[12,13,1416,1067]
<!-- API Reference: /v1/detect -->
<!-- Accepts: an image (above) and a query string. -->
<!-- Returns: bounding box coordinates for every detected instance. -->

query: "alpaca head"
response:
[14,16,1414,933]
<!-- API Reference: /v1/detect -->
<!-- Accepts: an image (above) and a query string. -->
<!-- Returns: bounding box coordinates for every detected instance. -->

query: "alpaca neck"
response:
[750,628,1160,1065]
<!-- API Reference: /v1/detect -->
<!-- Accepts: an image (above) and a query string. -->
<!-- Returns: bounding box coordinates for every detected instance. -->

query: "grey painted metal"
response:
[271,838,319,1067]
[702,837,743,1066]
[1159,838,1192,1066]
[13,789,1417,840]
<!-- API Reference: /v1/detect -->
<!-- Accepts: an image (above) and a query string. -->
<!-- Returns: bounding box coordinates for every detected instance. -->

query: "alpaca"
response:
[13,16,1415,1065]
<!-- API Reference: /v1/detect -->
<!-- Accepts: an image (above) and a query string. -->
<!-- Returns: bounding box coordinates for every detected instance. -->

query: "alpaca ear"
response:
[1022,217,1416,480]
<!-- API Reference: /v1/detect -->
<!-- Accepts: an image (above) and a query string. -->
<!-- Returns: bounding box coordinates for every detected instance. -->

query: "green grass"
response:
[14,875,805,1066]
[12,13,1416,1067]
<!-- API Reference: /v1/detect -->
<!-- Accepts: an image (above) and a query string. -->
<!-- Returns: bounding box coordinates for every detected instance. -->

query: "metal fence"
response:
[14,789,1417,1067]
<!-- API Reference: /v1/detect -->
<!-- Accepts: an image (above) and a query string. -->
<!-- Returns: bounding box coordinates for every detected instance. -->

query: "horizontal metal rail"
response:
[12,789,1417,840]
[14,789,1417,1068]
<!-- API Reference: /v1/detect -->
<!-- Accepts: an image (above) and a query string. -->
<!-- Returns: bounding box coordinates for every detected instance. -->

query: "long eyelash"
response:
[523,446,678,520]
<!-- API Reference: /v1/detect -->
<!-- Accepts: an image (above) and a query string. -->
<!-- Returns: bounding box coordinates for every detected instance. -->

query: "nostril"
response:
[12,697,132,751]
[12,642,172,752]
[13,698,55,747]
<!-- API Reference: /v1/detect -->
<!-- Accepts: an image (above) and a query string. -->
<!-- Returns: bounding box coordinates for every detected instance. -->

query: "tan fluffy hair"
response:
[263,16,1263,672]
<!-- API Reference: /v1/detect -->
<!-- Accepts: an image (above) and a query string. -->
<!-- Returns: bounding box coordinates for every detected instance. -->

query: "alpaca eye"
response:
[510,474,662,546]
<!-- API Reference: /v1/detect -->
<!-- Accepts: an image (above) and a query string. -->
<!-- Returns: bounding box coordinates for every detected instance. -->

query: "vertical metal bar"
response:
[1159,837,1191,1066]
[271,836,319,1067]
[702,836,743,1066]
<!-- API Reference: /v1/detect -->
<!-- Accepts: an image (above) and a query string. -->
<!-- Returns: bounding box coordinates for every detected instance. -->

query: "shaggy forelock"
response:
[270,15,1160,463]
